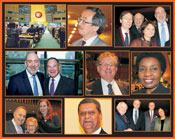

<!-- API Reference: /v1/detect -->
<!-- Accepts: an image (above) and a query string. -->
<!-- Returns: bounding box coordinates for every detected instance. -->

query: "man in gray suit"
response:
[71,7,109,46]
[145,101,157,131]
[6,106,27,133]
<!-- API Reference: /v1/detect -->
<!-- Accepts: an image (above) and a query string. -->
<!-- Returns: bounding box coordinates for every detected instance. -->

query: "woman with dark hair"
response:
[36,99,61,133]
[133,52,170,94]
[6,22,19,48]
[154,107,170,131]
[130,21,157,47]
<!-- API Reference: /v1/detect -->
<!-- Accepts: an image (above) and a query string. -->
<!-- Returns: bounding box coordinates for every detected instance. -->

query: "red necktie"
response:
[150,110,153,123]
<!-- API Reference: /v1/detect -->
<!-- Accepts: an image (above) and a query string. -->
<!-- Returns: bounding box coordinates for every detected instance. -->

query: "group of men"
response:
[70,6,170,47]
[7,53,76,96]
[116,100,157,131]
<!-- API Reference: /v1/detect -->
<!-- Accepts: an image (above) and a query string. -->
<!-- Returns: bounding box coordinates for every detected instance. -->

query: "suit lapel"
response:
[93,79,103,94]
[54,76,64,95]
[44,77,50,95]
[22,71,33,95]
[90,36,99,45]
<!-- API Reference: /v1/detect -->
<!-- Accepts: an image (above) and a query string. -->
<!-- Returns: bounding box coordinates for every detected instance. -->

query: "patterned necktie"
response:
[50,78,55,96]
[32,75,38,96]
[135,110,138,124]
[124,33,129,46]
[81,40,86,46]
[122,115,127,123]
[161,24,166,47]
[107,84,114,95]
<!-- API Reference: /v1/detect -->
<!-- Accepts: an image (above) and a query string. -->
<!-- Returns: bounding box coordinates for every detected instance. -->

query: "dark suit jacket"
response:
[6,120,24,133]
[126,109,145,131]
[153,22,170,46]
[44,75,76,95]
[130,25,142,38]
[115,111,130,131]
[100,128,107,134]
[115,27,136,46]
[7,70,44,95]
[86,79,128,95]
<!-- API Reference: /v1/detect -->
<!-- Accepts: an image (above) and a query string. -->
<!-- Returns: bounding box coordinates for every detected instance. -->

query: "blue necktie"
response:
[161,24,166,47]
[32,75,38,96]
[50,78,55,96]
[124,33,129,46]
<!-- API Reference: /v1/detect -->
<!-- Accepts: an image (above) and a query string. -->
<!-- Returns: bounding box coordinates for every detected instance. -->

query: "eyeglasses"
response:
[99,63,117,67]
[78,17,93,25]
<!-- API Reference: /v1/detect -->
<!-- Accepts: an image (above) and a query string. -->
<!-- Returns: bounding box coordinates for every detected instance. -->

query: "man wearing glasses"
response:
[7,53,44,96]
[115,11,136,46]
[86,52,128,95]
[71,7,109,46]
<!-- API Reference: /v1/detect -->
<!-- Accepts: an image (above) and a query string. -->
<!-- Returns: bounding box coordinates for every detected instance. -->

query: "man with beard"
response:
[71,7,109,46]
[6,106,27,133]
[7,53,44,95]
[78,98,107,134]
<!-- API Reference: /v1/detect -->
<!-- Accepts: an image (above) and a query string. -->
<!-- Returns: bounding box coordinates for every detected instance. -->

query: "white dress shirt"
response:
[49,73,61,93]
[133,108,139,124]
[12,119,23,133]
[121,27,131,44]
[92,127,102,134]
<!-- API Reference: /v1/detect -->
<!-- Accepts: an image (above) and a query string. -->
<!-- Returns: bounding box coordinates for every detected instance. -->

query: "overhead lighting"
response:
[68,15,70,18]
[72,30,75,34]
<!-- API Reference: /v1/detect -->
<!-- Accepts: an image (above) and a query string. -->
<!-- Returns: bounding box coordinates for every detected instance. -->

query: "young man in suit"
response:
[153,6,170,47]
[145,101,157,131]
[78,98,107,134]
[7,53,44,96]
[86,52,128,95]
[126,99,145,131]
[71,7,109,46]
[6,106,27,133]
[115,11,136,46]
[115,101,132,131]
[44,57,75,95]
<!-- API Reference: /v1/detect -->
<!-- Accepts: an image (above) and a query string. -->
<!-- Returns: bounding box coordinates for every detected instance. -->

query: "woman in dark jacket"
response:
[36,99,61,133]
[6,23,19,48]
[130,21,157,47]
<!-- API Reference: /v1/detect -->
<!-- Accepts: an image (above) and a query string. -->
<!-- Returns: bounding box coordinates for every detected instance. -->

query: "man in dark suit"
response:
[71,7,109,46]
[131,13,144,38]
[145,101,157,131]
[115,11,136,46]
[153,6,170,47]
[44,57,75,95]
[126,99,145,131]
[115,101,132,131]
[78,98,108,134]
[6,106,27,133]
[7,53,44,96]
[86,52,129,95]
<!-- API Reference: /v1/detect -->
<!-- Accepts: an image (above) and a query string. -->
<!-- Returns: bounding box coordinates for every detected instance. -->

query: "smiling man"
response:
[6,106,27,133]
[78,98,107,134]
[7,53,44,96]
[86,52,128,95]
[71,7,109,46]
[44,57,75,95]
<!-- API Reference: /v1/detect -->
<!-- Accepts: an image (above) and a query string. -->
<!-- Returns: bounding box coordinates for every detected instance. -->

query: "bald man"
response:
[7,53,44,95]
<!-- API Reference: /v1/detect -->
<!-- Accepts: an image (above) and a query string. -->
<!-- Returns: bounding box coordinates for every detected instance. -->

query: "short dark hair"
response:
[158,107,168,117]
[86,7,106,34]
[78,98,101,113]
[141,21,156,37]
[136,52,166,75]
[47,57,60,65]
[119,11,133,20]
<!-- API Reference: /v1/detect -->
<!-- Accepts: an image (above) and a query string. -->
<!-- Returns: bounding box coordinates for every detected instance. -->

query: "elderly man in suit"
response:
[153,6,170,47]
[115,11,136,46]
[145,101,157,131]
[131,13,144,38]
[115,101,132,131]
[7,53,44,96]
[71,7,109,46]
[86,52,128,95]
[44,57,75,95]
[6,106,27,133]
[78,98,107,134]
[126,99,145,131]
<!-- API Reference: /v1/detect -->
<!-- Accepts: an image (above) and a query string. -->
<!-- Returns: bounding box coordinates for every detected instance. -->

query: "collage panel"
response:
[5,4,66,49]
[85,50,130,96]
[5,51,83,96]
[64,98,112,135]
[67,5,112,47]
[5,98,62,134]
[131,51,171,94]
[114,99,171,132]
[114,5,171,47]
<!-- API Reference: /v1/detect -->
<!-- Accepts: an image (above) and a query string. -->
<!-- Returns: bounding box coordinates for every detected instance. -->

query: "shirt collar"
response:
[92,127,102,134]
[26,69,35,78]
[50,73,60,81]
[83,35,98,46]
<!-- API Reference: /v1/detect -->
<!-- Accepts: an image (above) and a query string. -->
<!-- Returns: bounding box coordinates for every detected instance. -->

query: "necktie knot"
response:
[81,40,86,46]
[107,84,114,95]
